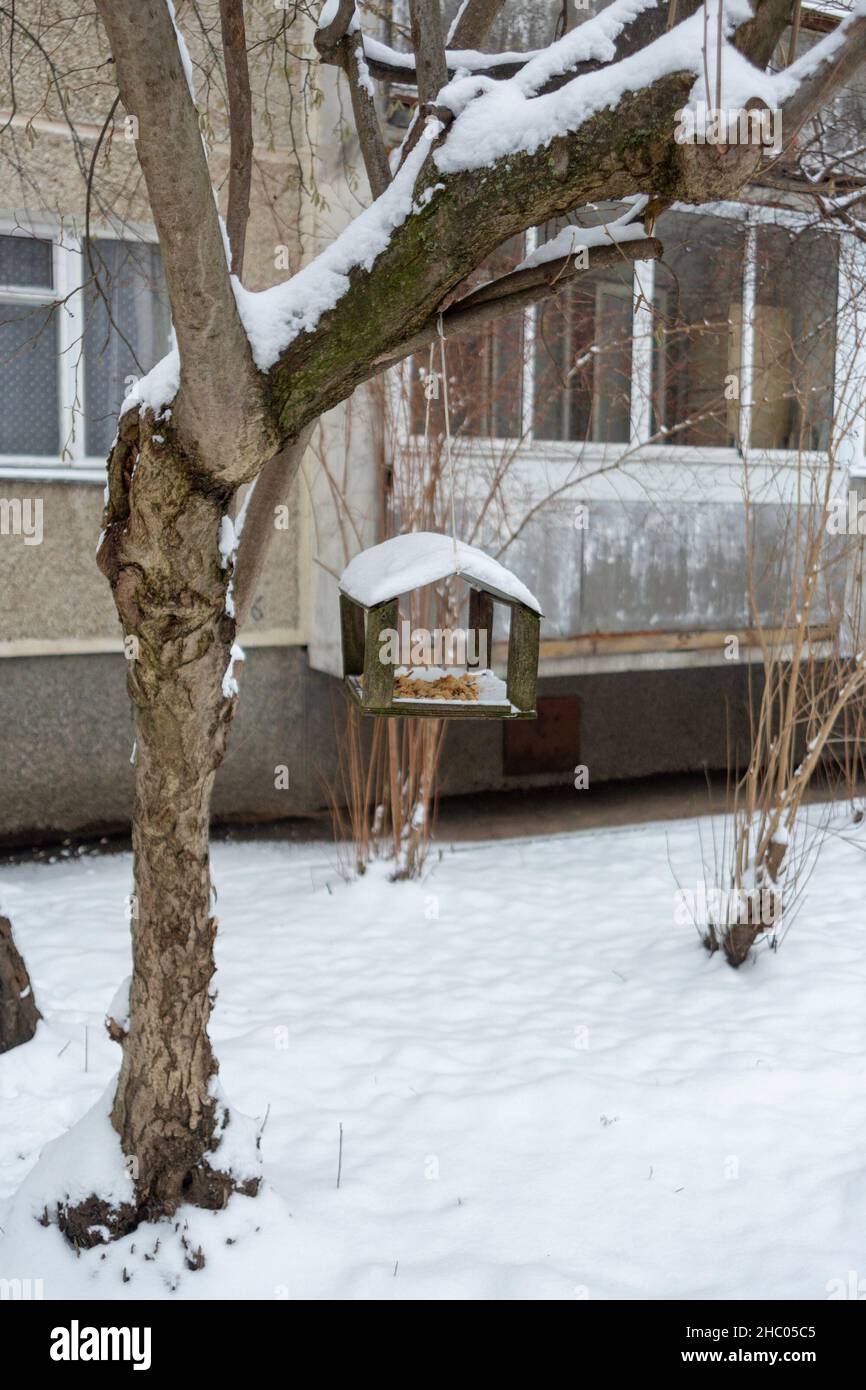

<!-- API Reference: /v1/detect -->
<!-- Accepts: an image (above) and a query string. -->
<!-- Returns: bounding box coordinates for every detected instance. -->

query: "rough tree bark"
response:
[56,0,866,1242]
[0,915,41,1054]
[63,407,258,1240]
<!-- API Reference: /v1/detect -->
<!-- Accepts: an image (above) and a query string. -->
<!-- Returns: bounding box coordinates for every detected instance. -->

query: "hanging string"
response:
[423,338,436,453]
[436,311,459,567]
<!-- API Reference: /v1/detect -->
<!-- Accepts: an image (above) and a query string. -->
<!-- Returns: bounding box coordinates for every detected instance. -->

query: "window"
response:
[651,212,745,448]
[0,227,170,468]
[82,239,170,457]
[0,234,60,457]
[402,205,841,458]
[409,236,525,439]
[751,225,837,451]
[534,243,634,444]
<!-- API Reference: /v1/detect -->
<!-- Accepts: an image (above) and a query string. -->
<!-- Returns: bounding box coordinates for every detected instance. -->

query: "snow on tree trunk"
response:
[0,914,40,1054]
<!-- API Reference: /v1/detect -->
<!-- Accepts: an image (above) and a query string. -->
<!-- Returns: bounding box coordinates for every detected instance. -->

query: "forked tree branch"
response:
[219,0,253,279]
[315,0,356,51]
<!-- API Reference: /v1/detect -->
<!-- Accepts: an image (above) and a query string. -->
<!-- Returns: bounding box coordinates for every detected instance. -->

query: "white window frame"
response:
[0,214,164,482]
[396,199,866,501]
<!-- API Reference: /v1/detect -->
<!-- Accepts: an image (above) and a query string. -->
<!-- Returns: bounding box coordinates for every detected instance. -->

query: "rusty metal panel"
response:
[503,695,580,774]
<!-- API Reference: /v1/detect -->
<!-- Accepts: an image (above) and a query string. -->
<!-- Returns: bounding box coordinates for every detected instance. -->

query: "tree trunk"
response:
[112,649,237,1219]
[0,915,41,1053]
[60,409,258,1243]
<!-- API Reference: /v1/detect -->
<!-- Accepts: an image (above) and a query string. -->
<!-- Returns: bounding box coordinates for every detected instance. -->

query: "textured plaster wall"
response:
[0,482,116,641]
[0,477,302,644]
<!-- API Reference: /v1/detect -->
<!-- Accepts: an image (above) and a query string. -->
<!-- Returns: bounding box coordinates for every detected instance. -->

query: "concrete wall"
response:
[0,649,756,844]
[439,665,756,797]
[0,647,342,844]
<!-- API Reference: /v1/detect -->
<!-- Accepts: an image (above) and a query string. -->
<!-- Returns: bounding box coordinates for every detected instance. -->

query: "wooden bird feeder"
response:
[338,533,541,719]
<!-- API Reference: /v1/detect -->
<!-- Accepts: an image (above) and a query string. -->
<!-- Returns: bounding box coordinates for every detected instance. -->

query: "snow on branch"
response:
[330,0,663,91]
[775,2,866,136]
[315,0,358,50]
[373,234,662,373]
[516,204,652,270]
[230,130,436,371]
[432,0,752,172]
[232,0,866,395]
[430,0,866,173]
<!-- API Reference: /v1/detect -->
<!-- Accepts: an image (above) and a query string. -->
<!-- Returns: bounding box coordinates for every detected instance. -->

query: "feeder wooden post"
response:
[340,593,365,677]
[468,588,494,670]
[506,604,540,713]
[363,597,398,709]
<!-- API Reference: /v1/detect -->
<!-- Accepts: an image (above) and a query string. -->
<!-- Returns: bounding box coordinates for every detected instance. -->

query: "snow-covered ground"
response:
[2,810,866,1300]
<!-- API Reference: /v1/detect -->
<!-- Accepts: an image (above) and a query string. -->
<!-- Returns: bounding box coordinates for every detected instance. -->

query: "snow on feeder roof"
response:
[339,532,542,615]
[338,533,541,721]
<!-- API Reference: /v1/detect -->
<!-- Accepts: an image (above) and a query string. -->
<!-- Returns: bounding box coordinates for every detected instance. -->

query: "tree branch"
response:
[782,13,866,144]
[347,0,711,93]
[267,0,812,446]
[409,0,448,108]
[344,26,392,198]
[233,425,314,630]
[314,0,390,197]
[219,0,253,279]
[315,0,356,52]
[732,0,795,66]
[319,1,796,97]
[449,0,508,49]
[94,0,275,477]
[373,237,663,372]
[267,70,731,441]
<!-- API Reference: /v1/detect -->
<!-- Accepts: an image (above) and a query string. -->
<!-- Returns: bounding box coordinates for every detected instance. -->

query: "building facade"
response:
[1,1,864,842]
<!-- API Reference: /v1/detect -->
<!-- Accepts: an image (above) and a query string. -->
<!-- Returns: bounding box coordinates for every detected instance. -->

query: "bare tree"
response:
[27,0,866,1238]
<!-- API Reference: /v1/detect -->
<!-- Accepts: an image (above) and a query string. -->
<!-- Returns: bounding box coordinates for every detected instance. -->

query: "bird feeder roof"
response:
[339,532,543,614]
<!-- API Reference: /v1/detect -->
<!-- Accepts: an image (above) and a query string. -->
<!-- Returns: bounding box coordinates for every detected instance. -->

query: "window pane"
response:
[534,243,634,444]
[409,236,524,439]
[0,234,53,290]
[752,226,837,451]
[0,301,59,454]
[652,212,745,447]
[83,239,171,457]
